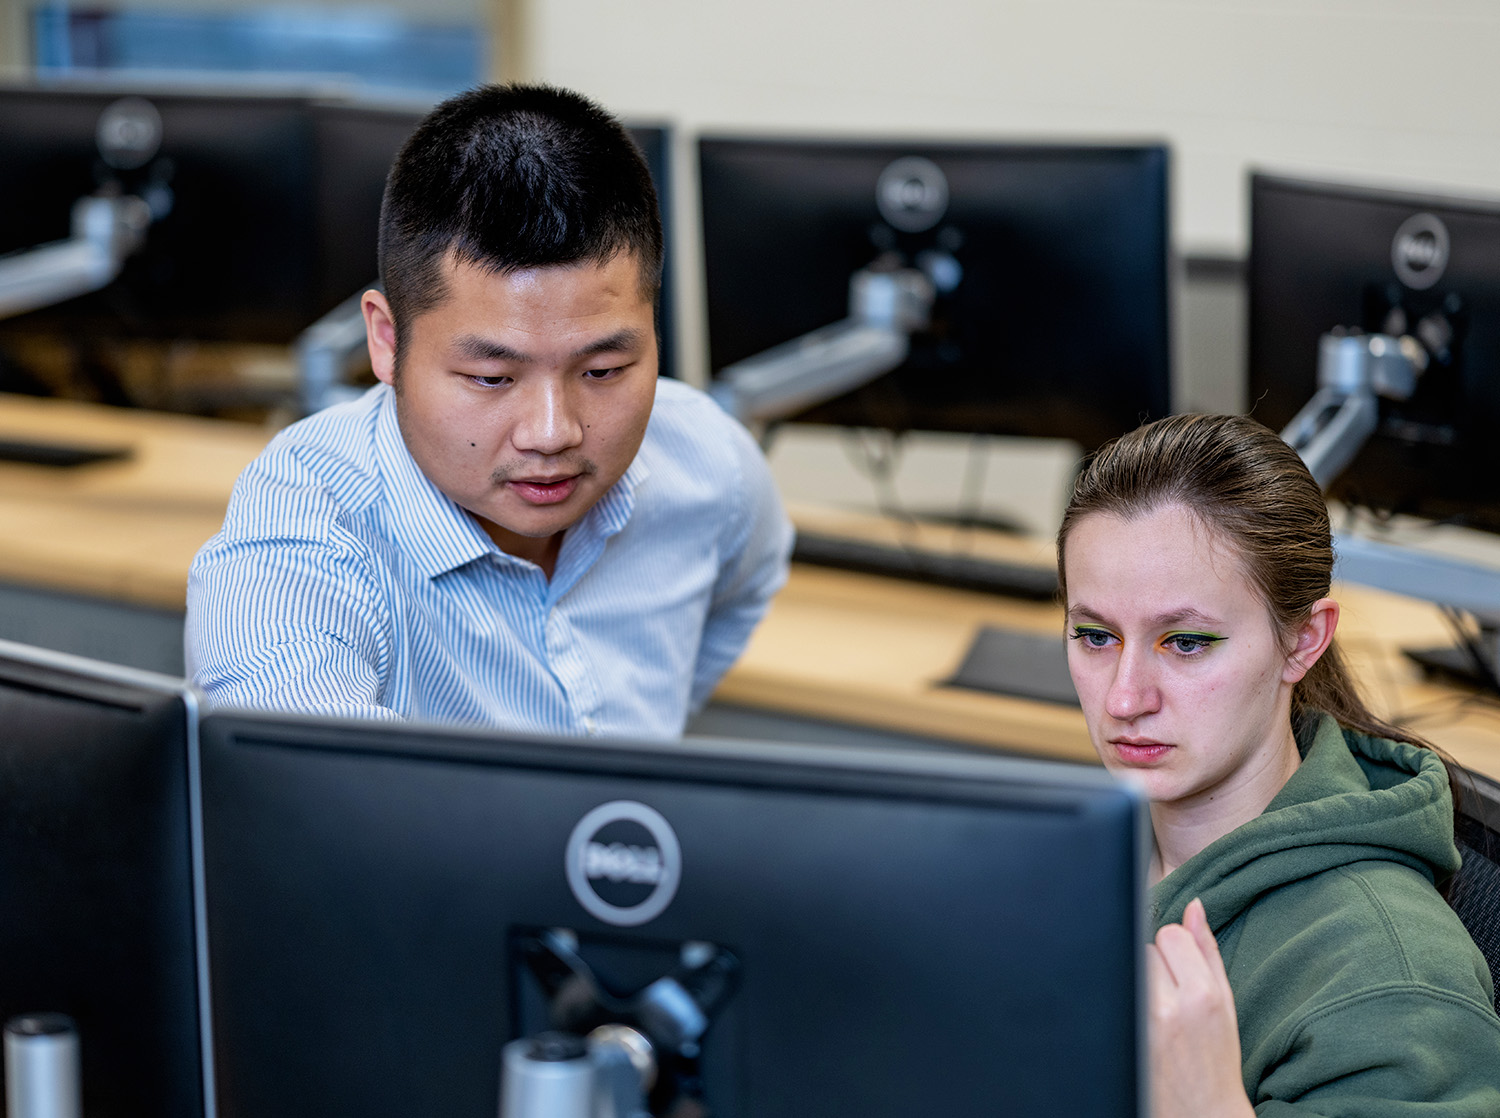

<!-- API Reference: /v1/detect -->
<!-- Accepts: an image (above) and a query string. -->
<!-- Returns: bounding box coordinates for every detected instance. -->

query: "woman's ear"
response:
[1284,597,1340,684]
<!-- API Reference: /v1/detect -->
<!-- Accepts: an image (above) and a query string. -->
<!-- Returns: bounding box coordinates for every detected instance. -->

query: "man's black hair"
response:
[378,83,663,367]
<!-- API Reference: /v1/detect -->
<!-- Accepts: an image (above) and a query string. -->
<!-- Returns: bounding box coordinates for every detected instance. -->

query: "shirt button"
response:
[583,716,598,735]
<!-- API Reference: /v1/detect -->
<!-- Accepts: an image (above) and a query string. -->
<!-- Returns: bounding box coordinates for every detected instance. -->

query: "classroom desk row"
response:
[2,391,1499,783]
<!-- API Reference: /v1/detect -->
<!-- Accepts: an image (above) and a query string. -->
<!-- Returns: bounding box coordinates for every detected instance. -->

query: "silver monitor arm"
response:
[0,193,155,321]
[709,264,936,426]
[295,288,373,415]
[1281,328,1500,687]
[1280,330,1427,490]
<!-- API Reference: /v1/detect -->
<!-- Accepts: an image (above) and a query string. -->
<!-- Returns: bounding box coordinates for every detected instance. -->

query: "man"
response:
[186,84,792,736]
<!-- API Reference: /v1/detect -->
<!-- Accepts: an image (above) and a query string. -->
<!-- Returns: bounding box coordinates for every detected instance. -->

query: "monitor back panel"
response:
[699,137,1171,448]
[1248,172,1500,531]
[0,85,321,343]
[626,123,676,380]
[201,714,1145,1117]
[310,99,426,312]
[0,647,202,1118]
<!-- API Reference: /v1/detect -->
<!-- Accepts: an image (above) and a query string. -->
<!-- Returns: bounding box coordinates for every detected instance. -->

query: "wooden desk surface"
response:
[0,393,271,609]
[2,393,1498,783]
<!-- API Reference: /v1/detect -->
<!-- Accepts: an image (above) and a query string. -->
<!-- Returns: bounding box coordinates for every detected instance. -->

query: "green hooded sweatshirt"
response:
[1152,715,1500,1116]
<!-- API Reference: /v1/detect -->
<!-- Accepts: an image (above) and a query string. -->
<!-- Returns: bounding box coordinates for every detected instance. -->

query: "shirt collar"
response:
[542,438,652,599]
[373,384,653,581]
[589,450,650,539]
[373,385,497,579]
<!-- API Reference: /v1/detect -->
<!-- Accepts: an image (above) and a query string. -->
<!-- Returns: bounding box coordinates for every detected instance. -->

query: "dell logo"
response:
[877,156,950,233]
[566,801,681,927]
[583,840,664,885]
[96,97,163,171]
[1392,212,1450,291]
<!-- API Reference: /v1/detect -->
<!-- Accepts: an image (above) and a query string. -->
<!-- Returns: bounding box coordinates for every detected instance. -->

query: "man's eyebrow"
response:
[452,335,530,363]
[449,329,646,365]
[572,328,646,360]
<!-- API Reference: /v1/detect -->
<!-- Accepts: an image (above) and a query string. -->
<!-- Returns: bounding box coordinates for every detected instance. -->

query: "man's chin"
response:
[474,498,584,545]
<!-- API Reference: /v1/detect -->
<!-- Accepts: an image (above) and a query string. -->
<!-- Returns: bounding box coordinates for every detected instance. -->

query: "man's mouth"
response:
[507,475,580,506]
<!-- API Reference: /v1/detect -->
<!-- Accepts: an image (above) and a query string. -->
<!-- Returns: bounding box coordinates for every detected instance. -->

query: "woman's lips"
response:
[507,475,580,506]
[1110,739,1173,765]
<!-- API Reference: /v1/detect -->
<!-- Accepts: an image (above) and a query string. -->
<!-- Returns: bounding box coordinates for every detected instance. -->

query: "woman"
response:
[1057,413,1500,1117]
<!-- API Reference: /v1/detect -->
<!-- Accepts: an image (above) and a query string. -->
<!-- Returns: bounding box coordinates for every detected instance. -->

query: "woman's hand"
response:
[1148,897,1257,1118]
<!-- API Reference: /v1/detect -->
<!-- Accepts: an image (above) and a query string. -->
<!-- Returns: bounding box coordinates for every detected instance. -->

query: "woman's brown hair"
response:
[1056,412,1422,746]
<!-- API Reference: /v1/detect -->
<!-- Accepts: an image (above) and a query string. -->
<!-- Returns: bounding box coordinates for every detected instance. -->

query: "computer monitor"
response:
[698,136,1171,449]
[0,82,326,344]
[1248,171,1500,533]
[626,123,677,380]
[199,710,1146,1116]
[0,640,204,1117]
[309,98,430,312]
[0,84,676,387]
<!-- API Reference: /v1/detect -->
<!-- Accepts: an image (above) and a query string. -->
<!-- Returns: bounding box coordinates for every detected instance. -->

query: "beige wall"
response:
[1,0,27,73]
[513,0,1500,386]
[527,0,1500,253]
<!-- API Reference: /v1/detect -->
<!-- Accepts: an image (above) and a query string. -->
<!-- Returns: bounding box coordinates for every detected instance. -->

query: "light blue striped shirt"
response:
[186,378,792,737]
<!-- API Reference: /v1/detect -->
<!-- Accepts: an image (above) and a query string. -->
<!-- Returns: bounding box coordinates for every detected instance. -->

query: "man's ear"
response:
[1283,597,1340,684]
[363,289,398,387]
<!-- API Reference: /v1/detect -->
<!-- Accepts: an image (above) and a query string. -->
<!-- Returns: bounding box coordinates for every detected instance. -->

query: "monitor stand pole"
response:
[500,1031,651,1118]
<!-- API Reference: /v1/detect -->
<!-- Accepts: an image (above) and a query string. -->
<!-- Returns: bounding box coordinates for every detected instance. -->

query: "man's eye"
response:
[469,375,511,388]
[584,366,624,380]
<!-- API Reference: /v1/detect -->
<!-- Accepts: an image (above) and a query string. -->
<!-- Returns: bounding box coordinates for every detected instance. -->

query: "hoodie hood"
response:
[1151,714,1459,934]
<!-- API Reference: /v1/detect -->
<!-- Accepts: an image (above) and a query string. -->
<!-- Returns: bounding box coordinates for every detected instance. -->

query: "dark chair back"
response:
[1450,769,1500,1014]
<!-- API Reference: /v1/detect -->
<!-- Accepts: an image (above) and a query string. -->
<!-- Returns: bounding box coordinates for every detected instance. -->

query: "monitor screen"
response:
[199,711,1146,1117]
[0,640,203,1117]
[698,137,1172,449]
[1248,172,1500,532]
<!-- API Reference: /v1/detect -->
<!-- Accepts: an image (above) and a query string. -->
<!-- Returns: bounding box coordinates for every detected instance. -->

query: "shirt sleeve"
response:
[687,416,794,714]
[185,451,401,721]
[1250,986,1500,1117]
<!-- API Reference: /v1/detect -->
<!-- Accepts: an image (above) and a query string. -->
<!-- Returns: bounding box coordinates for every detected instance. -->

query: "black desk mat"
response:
[943,624,1080,707]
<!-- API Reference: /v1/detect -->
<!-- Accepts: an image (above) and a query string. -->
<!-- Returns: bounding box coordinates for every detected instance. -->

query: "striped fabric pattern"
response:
[185,378,793,739]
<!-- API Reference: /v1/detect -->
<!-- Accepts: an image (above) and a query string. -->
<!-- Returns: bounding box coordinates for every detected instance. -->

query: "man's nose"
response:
[512,378,585,456]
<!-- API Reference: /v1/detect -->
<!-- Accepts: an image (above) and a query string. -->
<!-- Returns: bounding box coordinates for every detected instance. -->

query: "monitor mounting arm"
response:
[501,928,738,1118]
[709,264,935,426]
[0,192,157,321]
[1280,330,1427,491]
[1282,327,1500,692]
[295,287,374,415]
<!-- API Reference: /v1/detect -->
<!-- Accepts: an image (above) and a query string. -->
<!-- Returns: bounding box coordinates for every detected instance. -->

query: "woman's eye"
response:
[1070,627,1117,649]
[1163,633,1220,655]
